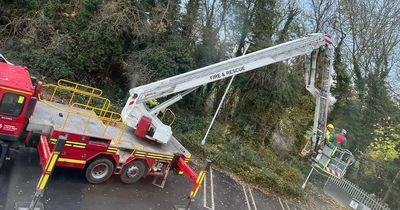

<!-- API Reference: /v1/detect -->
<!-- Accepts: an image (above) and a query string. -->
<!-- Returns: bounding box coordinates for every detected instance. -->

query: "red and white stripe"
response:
[324,34,333,45]
[325,166,341,177]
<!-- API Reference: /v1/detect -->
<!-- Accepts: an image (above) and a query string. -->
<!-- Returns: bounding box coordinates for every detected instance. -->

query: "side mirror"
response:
[25,97,37,119]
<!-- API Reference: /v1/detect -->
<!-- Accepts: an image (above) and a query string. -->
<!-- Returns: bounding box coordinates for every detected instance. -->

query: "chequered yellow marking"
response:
[58,158,86,164]
[107,149,117,153]
[38,174,50,190]
[47,154,59,172]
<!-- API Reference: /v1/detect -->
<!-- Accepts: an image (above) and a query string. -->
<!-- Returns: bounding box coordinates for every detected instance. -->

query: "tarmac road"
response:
[0,148,302,210]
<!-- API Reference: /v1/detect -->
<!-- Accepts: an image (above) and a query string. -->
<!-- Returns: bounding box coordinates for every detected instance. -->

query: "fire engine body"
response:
[30,95,193,177]
[0,63,196,186]
[0,33,333,188]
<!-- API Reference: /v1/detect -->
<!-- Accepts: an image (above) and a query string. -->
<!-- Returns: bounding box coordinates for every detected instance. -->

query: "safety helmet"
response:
[341,129,348,135]
[327,124,334,129]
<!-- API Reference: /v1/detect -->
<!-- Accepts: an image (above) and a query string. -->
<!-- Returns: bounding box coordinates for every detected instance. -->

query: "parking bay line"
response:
[284,200,291,210]
[242,185,258,210]
[242,185,252,210]
[203,167,215,210]
[248,187,257,210]
[278,197,286,210]
[203,168,259,210]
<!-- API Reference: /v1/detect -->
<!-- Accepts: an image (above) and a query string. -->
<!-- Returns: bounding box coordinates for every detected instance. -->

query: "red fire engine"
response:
[0,33,333,193]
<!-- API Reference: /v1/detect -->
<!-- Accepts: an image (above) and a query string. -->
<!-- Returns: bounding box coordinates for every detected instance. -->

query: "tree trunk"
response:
[383,169,400,203]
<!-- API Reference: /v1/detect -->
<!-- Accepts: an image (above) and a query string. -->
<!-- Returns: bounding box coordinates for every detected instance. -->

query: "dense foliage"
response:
[1,0,399,208]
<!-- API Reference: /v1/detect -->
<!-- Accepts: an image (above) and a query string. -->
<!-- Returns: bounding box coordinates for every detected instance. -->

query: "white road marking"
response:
[278,197,286,210]
[248,187,258,210]
[210,167,215,210]
[203,167,215,210]
[203,173,208,207]
[242,185,259,210]
[284,201,291,210]
[242,185,252,210]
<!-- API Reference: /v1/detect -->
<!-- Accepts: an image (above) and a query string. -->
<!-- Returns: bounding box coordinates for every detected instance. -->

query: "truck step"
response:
[152,165,171,189]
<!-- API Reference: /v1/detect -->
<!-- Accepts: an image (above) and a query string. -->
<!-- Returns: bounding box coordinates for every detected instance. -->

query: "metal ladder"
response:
[152,164,172,188]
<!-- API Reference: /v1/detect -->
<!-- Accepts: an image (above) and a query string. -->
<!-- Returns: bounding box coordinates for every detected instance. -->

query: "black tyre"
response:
[85,158,114,184]
[120,160,147,184]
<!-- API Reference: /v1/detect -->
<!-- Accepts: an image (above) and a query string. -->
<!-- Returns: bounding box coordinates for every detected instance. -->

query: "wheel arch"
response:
[123,157,151,175]
[85,153,117,169]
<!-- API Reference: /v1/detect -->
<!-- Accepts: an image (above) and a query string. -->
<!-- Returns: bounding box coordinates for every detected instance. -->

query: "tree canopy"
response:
[1,0,399,208]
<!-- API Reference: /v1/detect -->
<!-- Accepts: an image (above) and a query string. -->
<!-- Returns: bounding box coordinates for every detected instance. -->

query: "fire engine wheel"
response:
[85,158,114,184]
[120,160,146,184]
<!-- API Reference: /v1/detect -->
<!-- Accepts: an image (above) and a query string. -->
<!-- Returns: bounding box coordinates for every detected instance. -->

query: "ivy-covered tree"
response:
[366,117,400,205]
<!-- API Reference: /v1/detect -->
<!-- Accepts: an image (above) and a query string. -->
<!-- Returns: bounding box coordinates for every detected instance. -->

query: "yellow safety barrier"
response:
[39,80,129,149]
[108,121,127,148]
[71,102,121,126]
[300,141,311,157]
[161,108,176,126]
[43,83,111,111]
[57,79,103,97]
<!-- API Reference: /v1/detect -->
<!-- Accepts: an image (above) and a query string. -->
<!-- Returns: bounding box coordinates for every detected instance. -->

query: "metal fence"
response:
[324,177,390,210]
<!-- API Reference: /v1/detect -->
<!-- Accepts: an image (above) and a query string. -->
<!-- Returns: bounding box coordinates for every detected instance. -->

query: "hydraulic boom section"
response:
[306,47,334,152]
[122,33,333,144]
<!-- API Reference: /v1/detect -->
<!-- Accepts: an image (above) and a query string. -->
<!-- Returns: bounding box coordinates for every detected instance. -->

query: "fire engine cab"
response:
[0,62,38,168]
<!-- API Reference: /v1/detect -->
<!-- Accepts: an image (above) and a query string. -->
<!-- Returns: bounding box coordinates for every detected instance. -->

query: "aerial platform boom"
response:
[122,33,333,144]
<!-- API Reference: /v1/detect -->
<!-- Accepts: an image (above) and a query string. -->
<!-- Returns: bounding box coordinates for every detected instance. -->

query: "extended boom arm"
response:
[122,33,333,144]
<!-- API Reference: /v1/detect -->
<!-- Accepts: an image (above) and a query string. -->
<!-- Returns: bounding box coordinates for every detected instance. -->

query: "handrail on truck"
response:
[37,95,127,149]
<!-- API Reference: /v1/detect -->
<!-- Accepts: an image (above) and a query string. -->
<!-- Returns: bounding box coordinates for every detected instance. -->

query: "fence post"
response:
[326,177,390,210]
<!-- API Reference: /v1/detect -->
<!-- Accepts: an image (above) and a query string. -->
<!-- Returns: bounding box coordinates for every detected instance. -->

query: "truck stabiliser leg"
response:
[15,136,66,210]
[174,159,212,210]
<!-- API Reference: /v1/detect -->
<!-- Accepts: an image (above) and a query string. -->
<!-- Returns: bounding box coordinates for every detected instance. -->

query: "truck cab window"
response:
[0,93,25,116]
